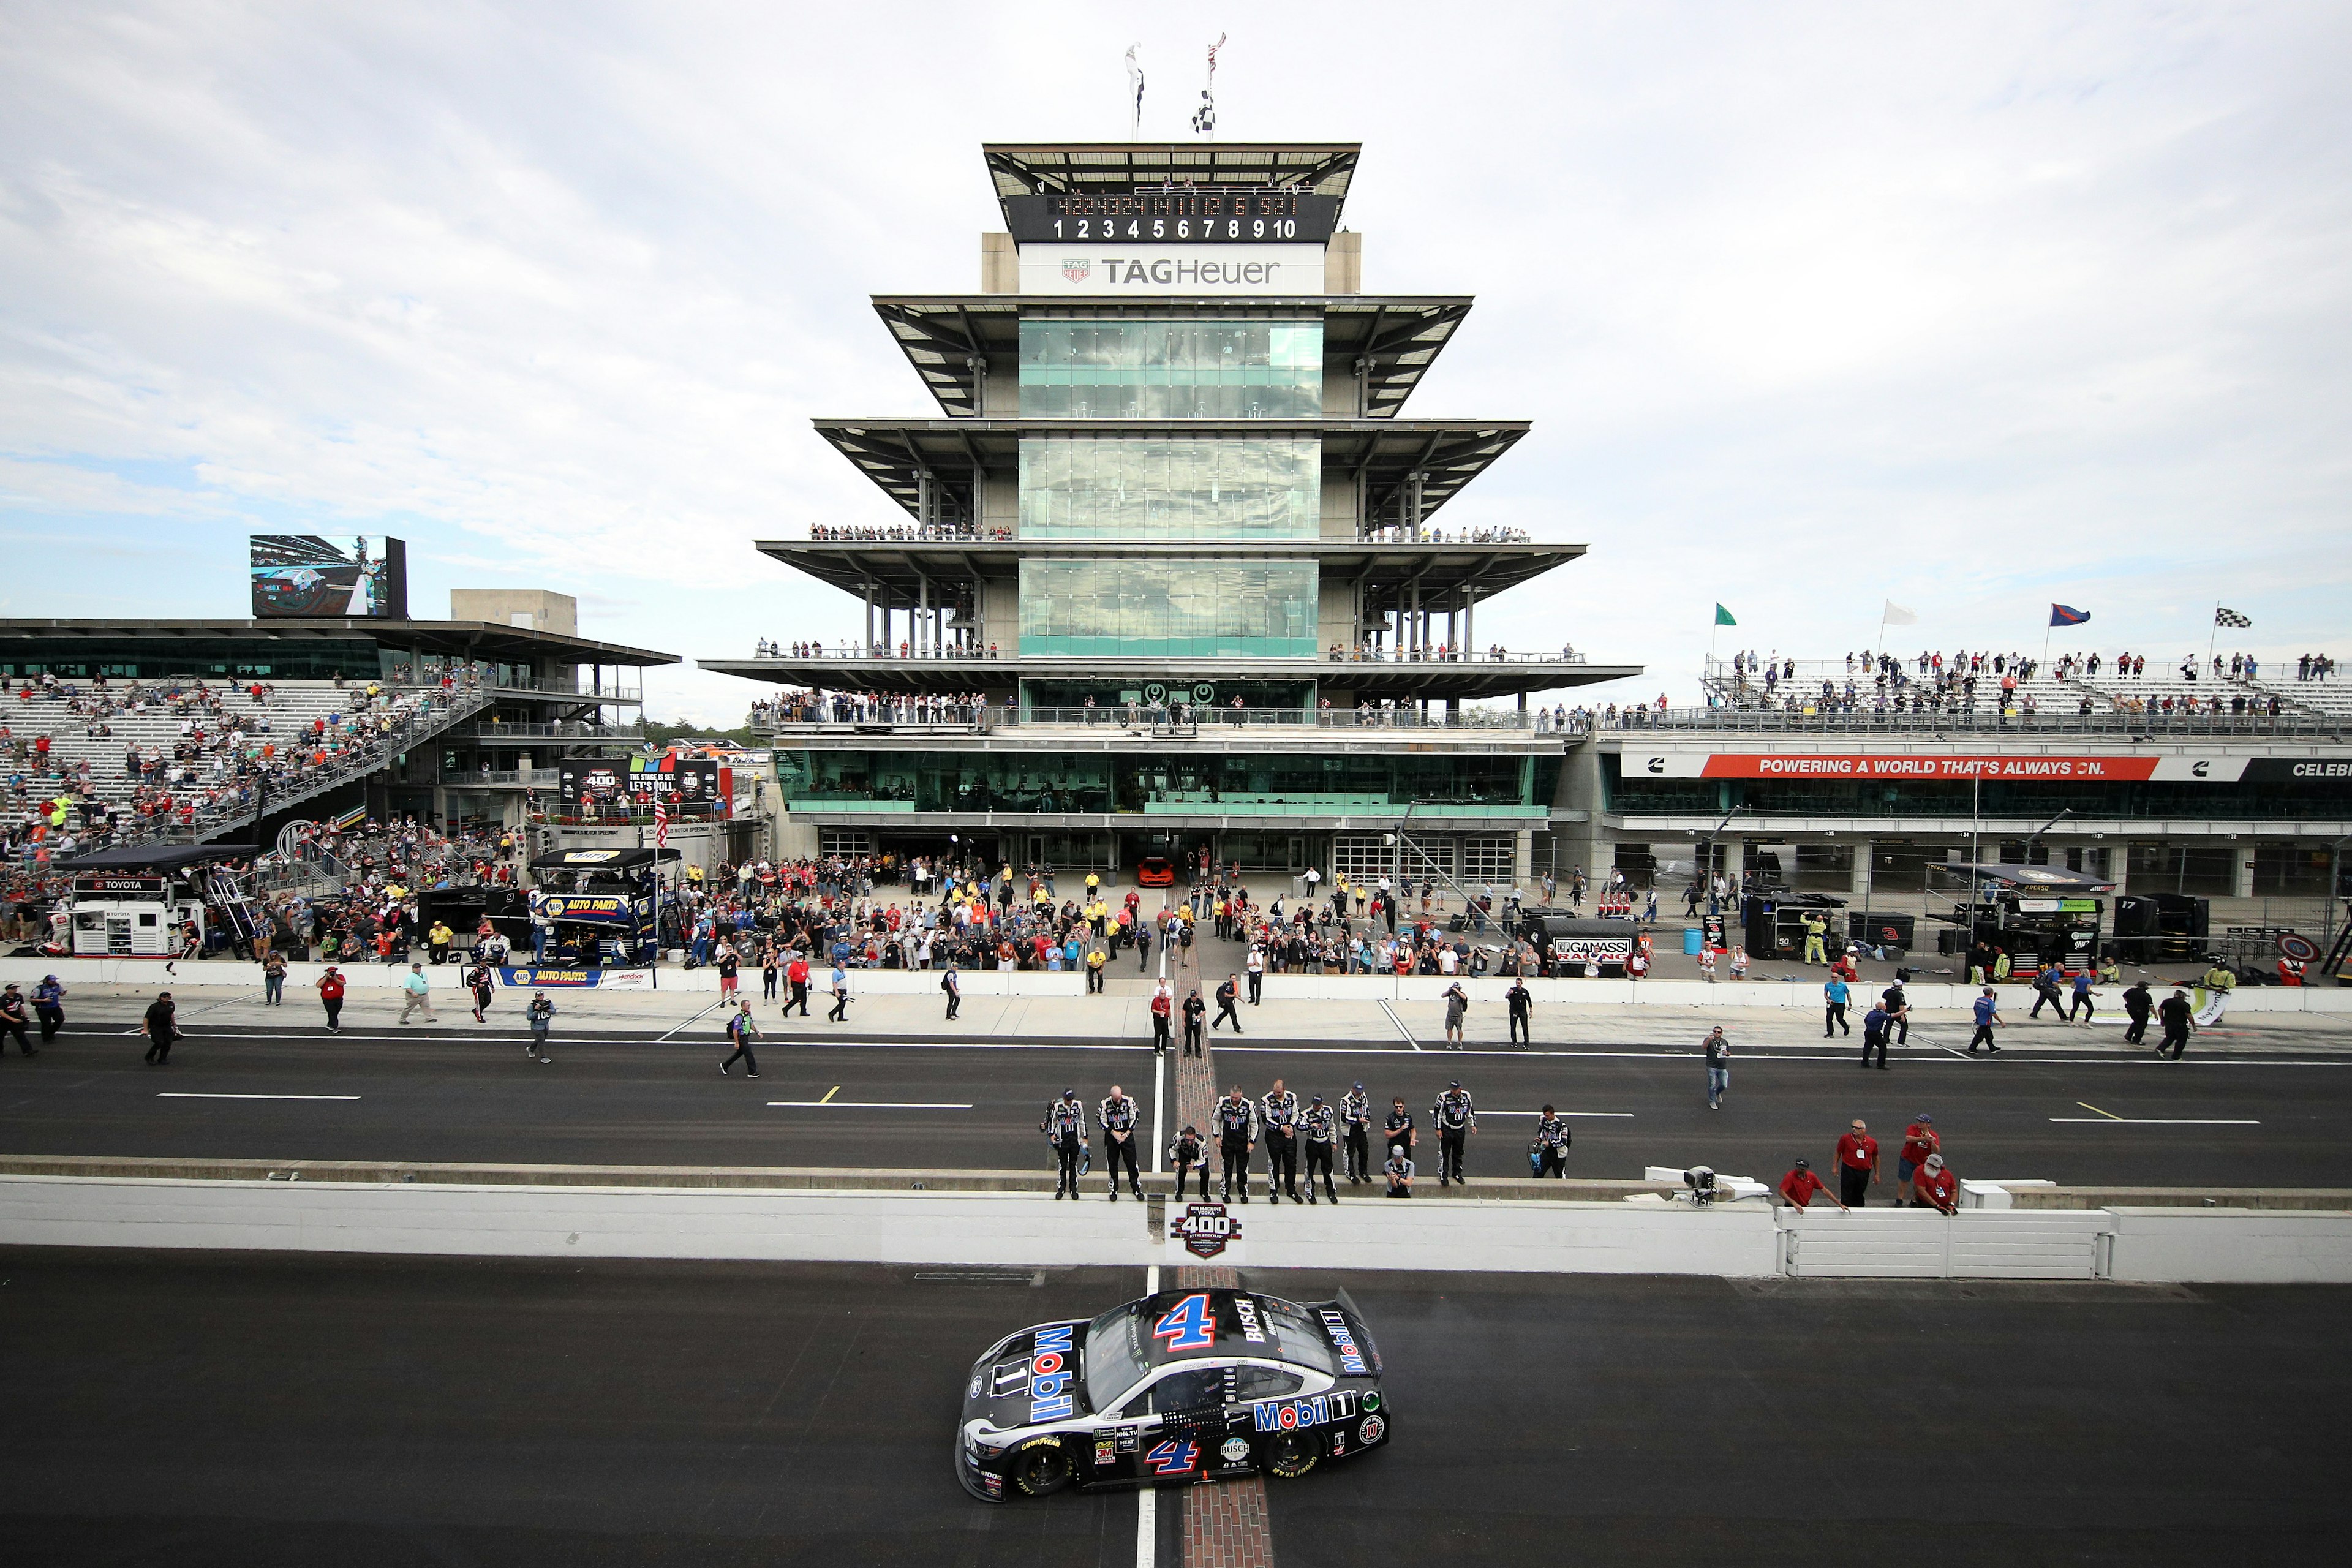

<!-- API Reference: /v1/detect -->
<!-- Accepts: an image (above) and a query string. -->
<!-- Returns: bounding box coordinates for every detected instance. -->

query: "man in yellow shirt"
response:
[1085,944,1109,995]
[1802,913,1827,965]
[426,921,454,964]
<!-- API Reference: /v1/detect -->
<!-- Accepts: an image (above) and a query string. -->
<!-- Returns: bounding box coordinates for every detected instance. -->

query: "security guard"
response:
[1085,943,1109,995]
[1213,1085,1259,1202]
[1302,1093,1340,1204]
[1340,1082,1372,1184]
[1504,976,1534,1046]
[1098,1084,1144,1200]
[1182,986,1206,1055]
[1532,1104,1571,1177]
[1041,1089,1087,1199]
[1431,1080,1478,1186]
[1169,1123,1210,1202]
[1259,1078,1303,1203]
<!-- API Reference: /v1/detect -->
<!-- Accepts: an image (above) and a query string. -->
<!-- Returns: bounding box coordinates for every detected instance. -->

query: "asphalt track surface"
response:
[2,1250,2343,1567]
[2,1016,2349,1186]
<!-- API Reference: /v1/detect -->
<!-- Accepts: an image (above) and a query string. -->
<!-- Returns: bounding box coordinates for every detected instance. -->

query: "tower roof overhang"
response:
[748,538,1585,608]
[872,295,1471,419]
[812,417,1528,527]
[983,142,1361,210]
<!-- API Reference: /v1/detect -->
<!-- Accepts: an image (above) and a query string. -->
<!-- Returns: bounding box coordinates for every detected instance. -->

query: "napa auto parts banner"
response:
[1628,752,2255,782]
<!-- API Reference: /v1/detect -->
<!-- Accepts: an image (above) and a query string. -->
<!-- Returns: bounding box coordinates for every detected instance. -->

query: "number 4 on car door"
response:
[1145,1438,1200,1476]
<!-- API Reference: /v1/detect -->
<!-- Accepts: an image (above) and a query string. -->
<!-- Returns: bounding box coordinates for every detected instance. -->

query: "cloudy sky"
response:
[4,2,2346,722]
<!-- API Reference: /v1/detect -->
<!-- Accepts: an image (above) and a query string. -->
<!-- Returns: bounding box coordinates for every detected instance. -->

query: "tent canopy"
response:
[528,846,683,872]
[64,843,258,872]
[1946,862,2116,894]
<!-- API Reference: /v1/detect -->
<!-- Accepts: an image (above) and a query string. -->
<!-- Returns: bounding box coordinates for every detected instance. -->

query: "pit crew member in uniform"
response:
[1098,1084,1144,1201]
[1341,1083,1372,1184]
[1215,1087,1259,1202]
[1384,1097,1415,1168]
[1043,1090,1087,1200]
[1431,1081,1477,1186]
[1182,987,1205,1055]
[1384,1145,1415,1197]
[1261,1079,1303,1203]
[1302,1093,1340,1204]
[1533,1104,1571,1177]
[1504,976,1533,1046]
[1169,1123,1210,1202]
[1213,974,1243,1034]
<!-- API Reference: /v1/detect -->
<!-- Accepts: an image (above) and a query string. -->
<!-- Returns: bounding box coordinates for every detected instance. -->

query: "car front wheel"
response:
[1262,1433,1319,1479]
[1014,1441,1073,1496]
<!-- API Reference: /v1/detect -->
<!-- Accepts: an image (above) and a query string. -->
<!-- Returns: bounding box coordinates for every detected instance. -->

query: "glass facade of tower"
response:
[1019,320,1322,420]
[1018,436,1320,541]
[1017,559,1318,657]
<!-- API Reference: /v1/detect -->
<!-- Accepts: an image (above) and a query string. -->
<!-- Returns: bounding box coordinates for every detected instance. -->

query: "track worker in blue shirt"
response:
[1823,973,1852,1038]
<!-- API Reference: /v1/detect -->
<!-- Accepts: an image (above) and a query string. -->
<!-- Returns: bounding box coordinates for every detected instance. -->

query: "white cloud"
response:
[1,2,2346,723]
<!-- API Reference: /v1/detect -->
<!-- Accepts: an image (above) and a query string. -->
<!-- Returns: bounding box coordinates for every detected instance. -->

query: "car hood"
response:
[963,1319,1093,1432]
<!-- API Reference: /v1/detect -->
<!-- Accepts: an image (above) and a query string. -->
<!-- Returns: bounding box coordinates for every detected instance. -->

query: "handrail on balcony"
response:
[742,643,1591,665]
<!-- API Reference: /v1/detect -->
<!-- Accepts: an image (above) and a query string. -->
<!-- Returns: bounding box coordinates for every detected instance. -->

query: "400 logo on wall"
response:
[1168,1202,1243,1262]
[496,967,655,991]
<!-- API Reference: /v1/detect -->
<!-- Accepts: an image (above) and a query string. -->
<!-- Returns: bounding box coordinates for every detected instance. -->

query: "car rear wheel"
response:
[1263,1433,1319,1479]
[1014,1441,1073,1496]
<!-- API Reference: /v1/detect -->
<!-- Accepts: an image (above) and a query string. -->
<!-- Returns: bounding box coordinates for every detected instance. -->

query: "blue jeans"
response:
[1707,1066,1729,1106]
[264,974,284,1005]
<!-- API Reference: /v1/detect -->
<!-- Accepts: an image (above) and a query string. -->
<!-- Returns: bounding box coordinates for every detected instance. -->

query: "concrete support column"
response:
[1513,829,1536,890]
[2236,843,2258,898]
[1851,839,1873,897]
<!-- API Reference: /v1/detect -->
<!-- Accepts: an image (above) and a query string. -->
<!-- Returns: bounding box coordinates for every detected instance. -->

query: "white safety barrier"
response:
[1779,1207,2113,1279]
[0,956,1084,997]
[2103,1207,2352,1284]
[6,1176,2349,1282]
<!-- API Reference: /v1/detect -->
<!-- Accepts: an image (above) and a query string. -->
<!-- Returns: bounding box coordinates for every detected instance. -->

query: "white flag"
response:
[1882,600,1920,627]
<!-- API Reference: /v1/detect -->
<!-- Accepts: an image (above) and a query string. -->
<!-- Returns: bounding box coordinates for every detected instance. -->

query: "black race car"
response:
[956,1287,1389,1502]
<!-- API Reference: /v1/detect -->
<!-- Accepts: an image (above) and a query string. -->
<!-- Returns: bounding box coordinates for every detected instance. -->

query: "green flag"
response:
[1714,604,1736,627]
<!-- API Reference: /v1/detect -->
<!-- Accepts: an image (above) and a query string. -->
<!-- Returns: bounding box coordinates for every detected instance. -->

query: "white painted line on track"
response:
[764,1100,973,1109]
[1376,1001,1420,1051]
[1473,1110,1635,1117]
[657,999,731,1041]
[1152,1047,1164,1175]
[2049,1117,2261,1125]
[1136,1479,1156,1568]
[157,1092,361,1101]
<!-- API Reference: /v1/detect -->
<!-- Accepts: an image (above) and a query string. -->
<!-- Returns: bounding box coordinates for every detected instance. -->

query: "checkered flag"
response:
[2215,606,2252,628]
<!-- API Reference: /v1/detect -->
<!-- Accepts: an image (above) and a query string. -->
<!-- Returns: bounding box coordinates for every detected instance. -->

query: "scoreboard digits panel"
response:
[1006,192,1341,245]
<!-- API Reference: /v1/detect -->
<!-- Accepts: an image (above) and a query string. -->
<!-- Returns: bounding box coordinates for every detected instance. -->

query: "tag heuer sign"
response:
[1171,1202,1239,1260]
[1061,257,1091,282]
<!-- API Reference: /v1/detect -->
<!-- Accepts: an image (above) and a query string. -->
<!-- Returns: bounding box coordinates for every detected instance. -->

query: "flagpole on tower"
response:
[2209,600,2220,670]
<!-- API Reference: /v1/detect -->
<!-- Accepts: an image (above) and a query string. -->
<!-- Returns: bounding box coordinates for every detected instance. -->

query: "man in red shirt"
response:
[1898,1114,1940,1205]
[314,964,346,1033]
[1915,1152,1959,1214]
[1778,1158,1845,1212]
[783,952,810,1017]
[1835,1118,1880,1207]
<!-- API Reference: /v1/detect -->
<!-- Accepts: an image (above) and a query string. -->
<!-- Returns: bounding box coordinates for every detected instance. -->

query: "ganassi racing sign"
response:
[1168,1202,1243,1262]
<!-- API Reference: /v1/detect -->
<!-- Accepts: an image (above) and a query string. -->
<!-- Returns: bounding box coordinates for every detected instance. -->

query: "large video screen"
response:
[249,535,408,619]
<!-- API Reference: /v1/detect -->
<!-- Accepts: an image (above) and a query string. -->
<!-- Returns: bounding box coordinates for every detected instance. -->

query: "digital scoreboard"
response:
[1005,192,1341,245]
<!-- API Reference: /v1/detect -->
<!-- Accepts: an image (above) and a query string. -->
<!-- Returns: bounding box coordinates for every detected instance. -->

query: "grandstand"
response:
[1,611,677,859]
[1705,653,2340,725]
[4,679,490,850]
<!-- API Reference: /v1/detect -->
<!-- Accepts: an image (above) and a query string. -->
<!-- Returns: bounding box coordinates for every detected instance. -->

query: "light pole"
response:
[2025,807,2075,867]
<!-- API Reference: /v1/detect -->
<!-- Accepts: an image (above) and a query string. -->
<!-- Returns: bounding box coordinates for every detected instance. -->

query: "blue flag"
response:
[2049,604,2090,627]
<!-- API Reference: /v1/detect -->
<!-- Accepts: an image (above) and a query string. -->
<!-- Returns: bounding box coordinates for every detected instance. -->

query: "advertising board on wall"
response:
[1626,752,2283,783]
[1017,243,1324,296]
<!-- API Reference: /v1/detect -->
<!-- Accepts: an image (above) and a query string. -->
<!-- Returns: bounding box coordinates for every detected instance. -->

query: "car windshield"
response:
[1084,1302,1150,1413]
[1254,1298,1338,1376]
